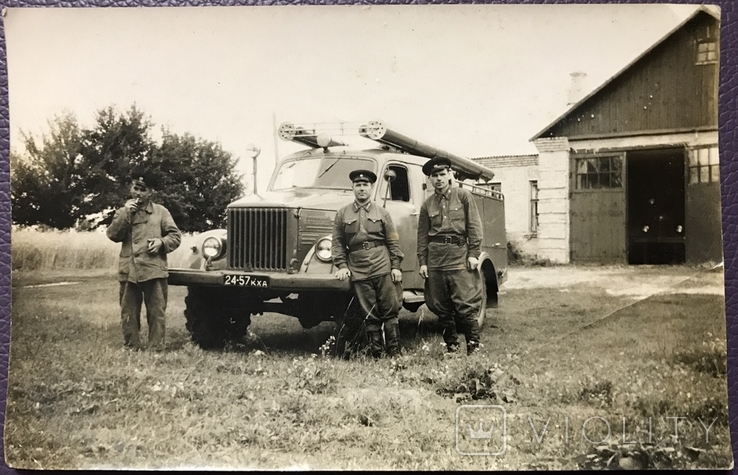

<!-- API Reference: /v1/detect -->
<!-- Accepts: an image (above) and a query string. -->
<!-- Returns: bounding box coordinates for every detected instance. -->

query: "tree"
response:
[11,105,246,232]
[76,105,157,223]
[11,113,84,229]
[150,131,244,232]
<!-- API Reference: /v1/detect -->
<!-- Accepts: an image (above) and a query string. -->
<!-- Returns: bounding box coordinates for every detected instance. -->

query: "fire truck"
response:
[167,120,507,349]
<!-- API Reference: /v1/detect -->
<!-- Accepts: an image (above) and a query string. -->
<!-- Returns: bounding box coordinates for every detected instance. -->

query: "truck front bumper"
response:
[167,269,351,292]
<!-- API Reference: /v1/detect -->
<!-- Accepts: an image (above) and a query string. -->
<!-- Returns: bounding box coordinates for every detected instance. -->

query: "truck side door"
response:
[376,162,424,291]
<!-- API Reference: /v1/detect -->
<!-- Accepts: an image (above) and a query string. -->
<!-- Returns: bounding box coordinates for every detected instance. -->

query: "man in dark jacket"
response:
[332,169,404,358]
[106,171,182,351]
[417,157,484,355]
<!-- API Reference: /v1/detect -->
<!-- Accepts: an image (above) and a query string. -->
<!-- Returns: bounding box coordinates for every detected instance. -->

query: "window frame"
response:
[688,146,720,185]
[377,163,412,203]
[695,24,719,66]
[696,39,718,65]
[529,180,539,234]
[573,154,624,191]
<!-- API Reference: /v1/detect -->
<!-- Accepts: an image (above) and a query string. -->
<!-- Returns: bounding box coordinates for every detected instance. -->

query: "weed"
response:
[576,441,708,470]
[578,380,613,407]
[507,241,555,267]
[434,360,519,403]
[672,334,727,377]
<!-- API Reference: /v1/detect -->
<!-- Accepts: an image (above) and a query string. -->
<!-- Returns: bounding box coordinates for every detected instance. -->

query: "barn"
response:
[477,5,721,265]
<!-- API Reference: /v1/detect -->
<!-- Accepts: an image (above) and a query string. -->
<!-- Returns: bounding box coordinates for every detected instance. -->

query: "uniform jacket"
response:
[417,186,483,271]
[106,200,182,283]
[331,200,404,281]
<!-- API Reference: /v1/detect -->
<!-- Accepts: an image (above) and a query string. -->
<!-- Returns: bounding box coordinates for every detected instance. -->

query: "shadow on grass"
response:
[231,309,447,356]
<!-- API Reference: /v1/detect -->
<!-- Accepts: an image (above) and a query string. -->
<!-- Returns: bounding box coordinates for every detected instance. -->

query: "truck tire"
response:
[402,302,423,313]
[476,261,500,329]
[184,287,251,350]
[298,315,324,329]
[476,273,487,329]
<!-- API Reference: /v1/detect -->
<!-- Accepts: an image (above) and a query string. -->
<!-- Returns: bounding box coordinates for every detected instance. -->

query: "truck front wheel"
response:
[184,287,252,350]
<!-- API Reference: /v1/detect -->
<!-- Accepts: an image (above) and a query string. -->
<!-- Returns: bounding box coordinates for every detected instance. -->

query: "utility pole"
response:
[272,112,280,167]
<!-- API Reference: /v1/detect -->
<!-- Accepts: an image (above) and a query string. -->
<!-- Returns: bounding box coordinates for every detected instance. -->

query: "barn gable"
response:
[533,7,719,141]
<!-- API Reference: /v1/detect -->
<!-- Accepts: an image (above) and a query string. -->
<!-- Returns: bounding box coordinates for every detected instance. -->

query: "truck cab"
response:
[167,121,507,349]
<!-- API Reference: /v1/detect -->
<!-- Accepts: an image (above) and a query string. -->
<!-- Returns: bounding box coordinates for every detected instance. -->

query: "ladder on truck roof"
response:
[277,120,496,182]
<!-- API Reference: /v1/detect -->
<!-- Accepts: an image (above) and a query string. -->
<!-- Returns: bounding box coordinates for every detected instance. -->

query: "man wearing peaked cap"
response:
[422,157,453,177]
[106,169,181,352]
[417,156,485,356]
[349,169,377,184]
[332,168,404,359]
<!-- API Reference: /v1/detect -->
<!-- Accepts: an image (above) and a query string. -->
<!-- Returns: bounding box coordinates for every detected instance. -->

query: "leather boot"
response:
[384,321,401,357]
[368,330,384,358]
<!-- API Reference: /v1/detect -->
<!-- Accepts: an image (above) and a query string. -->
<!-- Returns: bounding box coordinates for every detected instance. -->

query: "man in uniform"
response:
[417,157,484,355]
[332,169,404,358]
[106,170,182,351]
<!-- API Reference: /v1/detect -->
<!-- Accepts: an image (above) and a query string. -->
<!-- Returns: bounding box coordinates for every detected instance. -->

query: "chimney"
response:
[567,71,587,106]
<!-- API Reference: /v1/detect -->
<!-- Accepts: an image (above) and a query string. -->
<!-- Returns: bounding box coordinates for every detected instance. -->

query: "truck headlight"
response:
[202,236,225,260]
[315,237,332,262]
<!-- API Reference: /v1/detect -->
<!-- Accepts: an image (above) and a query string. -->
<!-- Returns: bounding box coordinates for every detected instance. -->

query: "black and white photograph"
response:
[4,3,733,470]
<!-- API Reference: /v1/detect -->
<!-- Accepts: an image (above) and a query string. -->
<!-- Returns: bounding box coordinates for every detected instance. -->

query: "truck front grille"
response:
[228,208,288,270]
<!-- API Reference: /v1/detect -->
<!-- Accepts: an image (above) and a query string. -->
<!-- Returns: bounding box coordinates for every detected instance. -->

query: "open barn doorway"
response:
[627,148,685,265]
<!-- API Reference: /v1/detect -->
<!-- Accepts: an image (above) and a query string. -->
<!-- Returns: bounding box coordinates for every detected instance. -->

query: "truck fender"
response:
[300,234,336,274]
[167,229,228,271]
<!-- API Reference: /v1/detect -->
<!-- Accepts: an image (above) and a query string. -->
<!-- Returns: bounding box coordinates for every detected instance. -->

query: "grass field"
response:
[4,264,732,470]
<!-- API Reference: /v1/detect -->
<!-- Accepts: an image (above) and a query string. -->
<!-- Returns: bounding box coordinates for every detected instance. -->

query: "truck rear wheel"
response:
[184,287,252,350]
[476,274,487,328]
[475,265,499,329]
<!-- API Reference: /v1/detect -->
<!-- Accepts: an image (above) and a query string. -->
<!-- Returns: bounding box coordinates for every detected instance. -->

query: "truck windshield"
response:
[271,157,376,190]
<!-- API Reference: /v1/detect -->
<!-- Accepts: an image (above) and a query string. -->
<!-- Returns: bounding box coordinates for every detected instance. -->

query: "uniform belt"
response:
[348,240,384,252]
[430,235,467,246]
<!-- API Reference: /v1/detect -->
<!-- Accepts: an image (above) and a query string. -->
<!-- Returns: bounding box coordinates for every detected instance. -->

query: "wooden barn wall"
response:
[546,12,718,138]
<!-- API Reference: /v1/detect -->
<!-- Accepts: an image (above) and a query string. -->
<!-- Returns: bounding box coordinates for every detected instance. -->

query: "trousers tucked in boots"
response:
[384,320,401,357]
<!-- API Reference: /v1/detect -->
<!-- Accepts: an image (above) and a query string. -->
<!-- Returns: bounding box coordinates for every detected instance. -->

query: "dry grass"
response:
[11,227,198,273]
[11,227,120,272]
[4,267,733,470]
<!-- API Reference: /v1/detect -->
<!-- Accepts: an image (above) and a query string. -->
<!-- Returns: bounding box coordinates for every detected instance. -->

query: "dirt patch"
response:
[502,266,724,300]
[20,281,81,289]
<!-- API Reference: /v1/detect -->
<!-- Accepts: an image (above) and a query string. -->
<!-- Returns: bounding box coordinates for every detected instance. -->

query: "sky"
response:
[5,3,702,192]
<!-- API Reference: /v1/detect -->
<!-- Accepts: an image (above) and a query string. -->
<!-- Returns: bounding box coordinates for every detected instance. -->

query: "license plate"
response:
[224,274,270,288]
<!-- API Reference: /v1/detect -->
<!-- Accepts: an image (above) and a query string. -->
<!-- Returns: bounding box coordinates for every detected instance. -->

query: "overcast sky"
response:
[5,4,701,191]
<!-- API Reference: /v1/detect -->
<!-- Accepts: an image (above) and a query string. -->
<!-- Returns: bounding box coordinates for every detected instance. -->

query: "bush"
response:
[507,241,554,267]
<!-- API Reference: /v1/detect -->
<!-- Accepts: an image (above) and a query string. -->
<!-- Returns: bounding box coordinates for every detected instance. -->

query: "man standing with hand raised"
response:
[106,170,182,351]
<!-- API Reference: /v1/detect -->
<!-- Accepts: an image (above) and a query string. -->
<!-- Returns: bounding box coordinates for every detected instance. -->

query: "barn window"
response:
[529,181,539,233]
[575,156,623,189]
[689,147,719,184]
[696,24,718,65]
[696,40,718,64]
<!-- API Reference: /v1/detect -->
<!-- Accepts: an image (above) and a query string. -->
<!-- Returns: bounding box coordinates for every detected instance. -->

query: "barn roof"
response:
[530,5,720,142]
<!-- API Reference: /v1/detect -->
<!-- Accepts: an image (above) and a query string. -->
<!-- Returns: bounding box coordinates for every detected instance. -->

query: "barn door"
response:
[626,148,685,265]
[570,154,626,263]
[685,147,722,264]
